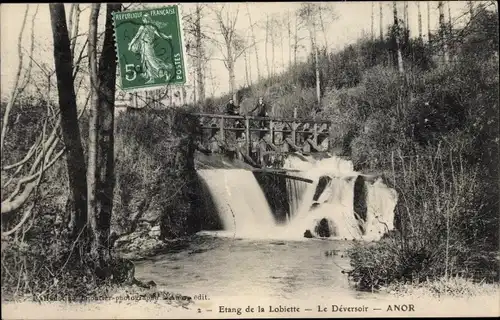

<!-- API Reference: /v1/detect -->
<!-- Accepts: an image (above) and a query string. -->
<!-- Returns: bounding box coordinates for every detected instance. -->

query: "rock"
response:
[315,218,331,237]
[313,176,332,201]
[304,229,314,238]
[114,229,168,260]
[310,203,320,210]
[148,225,161,238]
[140,210,162,224]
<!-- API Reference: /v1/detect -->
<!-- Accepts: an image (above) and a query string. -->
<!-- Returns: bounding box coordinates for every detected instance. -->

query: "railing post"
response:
[220,117,225,143]
[245,116,250,156]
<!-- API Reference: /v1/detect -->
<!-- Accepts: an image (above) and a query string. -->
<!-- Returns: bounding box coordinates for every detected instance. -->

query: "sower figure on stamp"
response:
[128,13,174,84]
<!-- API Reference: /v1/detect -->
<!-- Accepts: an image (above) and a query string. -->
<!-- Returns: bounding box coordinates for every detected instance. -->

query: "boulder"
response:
[114,229,168,260]
[315,218,331,237]
[148,225,161,238]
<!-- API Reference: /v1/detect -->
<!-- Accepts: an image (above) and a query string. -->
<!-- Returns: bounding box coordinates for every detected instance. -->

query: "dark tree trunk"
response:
[49,4,88,240]
[95,3,122,267]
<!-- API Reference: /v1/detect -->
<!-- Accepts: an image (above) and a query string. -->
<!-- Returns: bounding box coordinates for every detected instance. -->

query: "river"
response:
[134,156,397,301]
[134,232,361,300]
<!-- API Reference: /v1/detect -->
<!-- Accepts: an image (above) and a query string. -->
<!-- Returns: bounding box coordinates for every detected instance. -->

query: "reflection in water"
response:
[135,235,355,300]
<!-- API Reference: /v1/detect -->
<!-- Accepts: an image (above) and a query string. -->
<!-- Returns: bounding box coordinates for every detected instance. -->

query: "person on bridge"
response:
[250,96,269,117]
[250,96,270,129]
[225,98,239,116]
[226,98,243,138]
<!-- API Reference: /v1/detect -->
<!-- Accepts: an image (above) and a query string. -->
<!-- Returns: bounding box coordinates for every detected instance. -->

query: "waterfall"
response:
[282,155,397,241]
[197,169,276,238]
[197,155,398,241]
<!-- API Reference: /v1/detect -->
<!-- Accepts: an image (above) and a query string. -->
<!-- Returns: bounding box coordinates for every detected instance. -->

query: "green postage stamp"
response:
[112,5,187,91]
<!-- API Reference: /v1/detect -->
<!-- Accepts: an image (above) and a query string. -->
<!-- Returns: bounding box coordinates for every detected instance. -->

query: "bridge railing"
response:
[191,112,332,164]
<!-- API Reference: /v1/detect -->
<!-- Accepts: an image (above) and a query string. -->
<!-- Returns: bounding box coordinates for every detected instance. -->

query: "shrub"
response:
[348,146,499,291]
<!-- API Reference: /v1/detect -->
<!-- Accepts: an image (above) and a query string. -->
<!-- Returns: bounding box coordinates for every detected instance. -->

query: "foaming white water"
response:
[197,169,276,238]
[282,155,397,241]
[285,173,308,218]
[363,178,398,241]
[198,155,397,242]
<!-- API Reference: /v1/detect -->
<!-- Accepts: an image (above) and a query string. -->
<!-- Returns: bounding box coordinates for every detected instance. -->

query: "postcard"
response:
[1,2,499,319]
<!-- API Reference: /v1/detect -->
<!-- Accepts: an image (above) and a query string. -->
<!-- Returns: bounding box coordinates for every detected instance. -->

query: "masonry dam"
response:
[192,113,398,241]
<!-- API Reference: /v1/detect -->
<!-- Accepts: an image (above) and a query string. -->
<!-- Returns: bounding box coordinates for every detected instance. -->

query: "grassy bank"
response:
[382,276,499,299]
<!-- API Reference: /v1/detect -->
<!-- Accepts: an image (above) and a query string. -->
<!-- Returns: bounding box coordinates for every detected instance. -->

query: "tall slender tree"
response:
[298,3,321,106]
[427,2,432,42]
[438,1,450,65]
[405,1,410,32]
[87,3,100,262]
[371,2,375,40]
[270,15,276,76]
[318,6,329,50]
[287,9,292,69]
[447,1,452,37]
[379,2,384,41]
[195,4,205,103]
[403,2,408,30]
[294,10,301,66]
[418,2,423,41]
[393,1,404,74]
[209,4,254,102]
[49,3,88,240]
[95,3,122,266]
[265,14,271,77]
[243,49,250,86]
[245,4,261,81]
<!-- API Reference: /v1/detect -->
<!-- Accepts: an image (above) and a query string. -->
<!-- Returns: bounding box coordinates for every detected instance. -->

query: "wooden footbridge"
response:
[192,113,332,170]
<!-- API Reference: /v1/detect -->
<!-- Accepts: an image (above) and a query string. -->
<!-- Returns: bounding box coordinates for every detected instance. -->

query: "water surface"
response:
[135,233,357,300]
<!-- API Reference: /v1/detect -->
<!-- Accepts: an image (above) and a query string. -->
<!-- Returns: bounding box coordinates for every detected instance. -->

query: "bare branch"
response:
[1,144,64,215]
[70,4,81,61]
[234,42,256,60]
[67,4,76,42]
[1,203,35,237]
[18,4,39,94]
[1,4,29,152]
[1,111,64,215]
[2,136,41,171]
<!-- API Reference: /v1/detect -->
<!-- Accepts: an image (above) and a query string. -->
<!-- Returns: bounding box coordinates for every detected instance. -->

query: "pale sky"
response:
[0,2,481,102]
